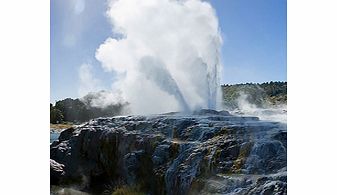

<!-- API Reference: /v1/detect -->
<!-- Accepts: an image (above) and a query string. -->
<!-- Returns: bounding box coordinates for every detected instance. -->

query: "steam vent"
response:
[50,109,286,194]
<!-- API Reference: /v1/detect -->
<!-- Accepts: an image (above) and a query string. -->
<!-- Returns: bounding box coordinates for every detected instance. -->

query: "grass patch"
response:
[50,123,74,130]
[111,185,145,195]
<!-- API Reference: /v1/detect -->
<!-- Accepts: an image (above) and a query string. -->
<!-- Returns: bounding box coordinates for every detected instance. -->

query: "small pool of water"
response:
[50,131,60,143]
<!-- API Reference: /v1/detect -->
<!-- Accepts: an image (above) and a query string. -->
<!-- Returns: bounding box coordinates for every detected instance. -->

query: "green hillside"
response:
[222,81,287,109]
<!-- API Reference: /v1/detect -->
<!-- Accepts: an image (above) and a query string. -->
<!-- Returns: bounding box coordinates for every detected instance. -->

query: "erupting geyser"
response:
[95,0,223,114]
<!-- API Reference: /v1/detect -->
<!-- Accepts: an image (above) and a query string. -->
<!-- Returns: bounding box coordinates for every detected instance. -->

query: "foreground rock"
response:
[50,109,286,194]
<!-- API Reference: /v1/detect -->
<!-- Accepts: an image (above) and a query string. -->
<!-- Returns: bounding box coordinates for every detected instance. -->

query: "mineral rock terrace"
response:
[50,109,287,195]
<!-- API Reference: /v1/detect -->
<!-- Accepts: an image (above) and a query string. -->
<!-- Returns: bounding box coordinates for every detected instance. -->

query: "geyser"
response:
[95,0,223,114]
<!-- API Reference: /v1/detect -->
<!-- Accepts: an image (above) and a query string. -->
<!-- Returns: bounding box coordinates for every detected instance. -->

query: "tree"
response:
[54,98,91,123]
[50,105,64,124]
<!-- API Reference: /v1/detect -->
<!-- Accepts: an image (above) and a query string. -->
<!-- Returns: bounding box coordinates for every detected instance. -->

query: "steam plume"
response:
[95,0,223,114]
[78,63,102,97]
[235,92,287,124]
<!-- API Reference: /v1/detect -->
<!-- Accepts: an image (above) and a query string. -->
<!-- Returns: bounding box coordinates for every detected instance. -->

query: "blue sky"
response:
[51,0,286,103]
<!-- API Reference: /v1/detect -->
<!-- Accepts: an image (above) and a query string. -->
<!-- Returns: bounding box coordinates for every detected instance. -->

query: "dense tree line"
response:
[50,97,126,124]
[222,81,287,109]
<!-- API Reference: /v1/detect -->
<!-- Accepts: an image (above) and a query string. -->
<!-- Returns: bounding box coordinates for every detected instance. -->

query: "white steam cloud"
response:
[81,90,126,108]
[78,63,102,97]
[79,64,127,109]
[94,0,223,114]
[234,93,287,124]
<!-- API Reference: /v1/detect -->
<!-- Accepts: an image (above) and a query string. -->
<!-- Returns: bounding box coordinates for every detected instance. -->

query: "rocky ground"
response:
[50,109,287,195]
